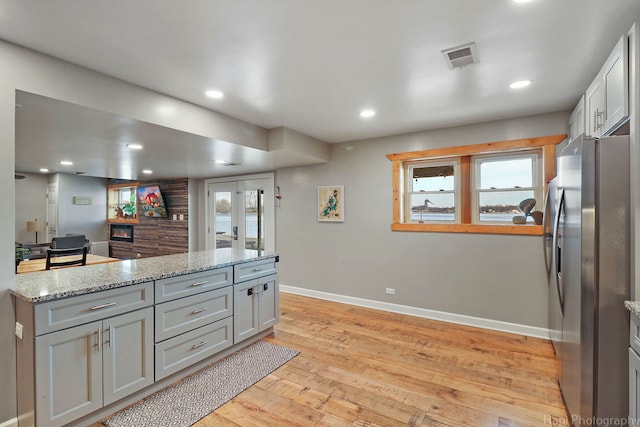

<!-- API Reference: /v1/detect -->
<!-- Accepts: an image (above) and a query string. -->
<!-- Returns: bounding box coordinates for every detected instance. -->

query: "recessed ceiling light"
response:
[206,90,224,99]
[142,169,153,174]
[60,160,73,166]
[360,109,376,118]
[214,159,227,165]
[39,168,49,173]
[513,0,534,3]
[127,143,144,150]
[510,80,531,89]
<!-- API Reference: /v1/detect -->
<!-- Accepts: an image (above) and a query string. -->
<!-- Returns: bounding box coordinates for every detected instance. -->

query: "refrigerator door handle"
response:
[552,189,565,314]
[542,186,553,277]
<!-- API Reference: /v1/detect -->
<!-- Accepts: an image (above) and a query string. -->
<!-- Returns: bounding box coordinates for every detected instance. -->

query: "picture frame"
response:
[318,185,344,222]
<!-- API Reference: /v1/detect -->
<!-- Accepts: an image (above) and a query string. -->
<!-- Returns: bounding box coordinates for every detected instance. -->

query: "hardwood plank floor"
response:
[101,293,569,427]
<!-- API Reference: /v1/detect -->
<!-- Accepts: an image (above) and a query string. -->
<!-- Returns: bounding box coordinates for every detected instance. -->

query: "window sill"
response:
[391,222,543,236]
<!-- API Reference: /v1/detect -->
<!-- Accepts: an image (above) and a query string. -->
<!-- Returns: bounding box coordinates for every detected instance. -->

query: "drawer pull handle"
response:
[251,268,262,272]
[90,302,117,311]
[190,281,207,287]
[191,341,208,350]
[191,307,208,314]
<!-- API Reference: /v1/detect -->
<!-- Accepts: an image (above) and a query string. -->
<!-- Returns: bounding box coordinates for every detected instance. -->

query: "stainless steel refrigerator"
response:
[549,134,630,422]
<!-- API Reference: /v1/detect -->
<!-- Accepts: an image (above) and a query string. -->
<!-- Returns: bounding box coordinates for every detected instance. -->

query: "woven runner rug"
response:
[103,341,299,427]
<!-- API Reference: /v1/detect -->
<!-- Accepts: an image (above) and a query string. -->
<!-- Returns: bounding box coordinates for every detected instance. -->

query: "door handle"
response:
[233,226,238,241]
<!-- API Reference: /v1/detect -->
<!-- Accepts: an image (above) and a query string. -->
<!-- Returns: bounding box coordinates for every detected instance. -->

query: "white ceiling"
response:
[5,0,640,179]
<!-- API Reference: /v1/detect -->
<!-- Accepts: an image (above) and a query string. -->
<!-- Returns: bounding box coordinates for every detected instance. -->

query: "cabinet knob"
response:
[247,288,253,296]
[263,283,269,291]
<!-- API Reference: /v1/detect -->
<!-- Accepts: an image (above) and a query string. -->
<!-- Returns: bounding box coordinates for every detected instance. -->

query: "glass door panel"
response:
[207,177,274,252]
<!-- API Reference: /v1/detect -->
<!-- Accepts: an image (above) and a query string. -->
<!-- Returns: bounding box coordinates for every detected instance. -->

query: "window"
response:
[473,151,542,223]
[406,160,459,223]
[387,134,565,235]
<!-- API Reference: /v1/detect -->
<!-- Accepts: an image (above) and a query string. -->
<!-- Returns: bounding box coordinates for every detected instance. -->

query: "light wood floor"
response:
[99,292,569,426]
[195,293,568,427]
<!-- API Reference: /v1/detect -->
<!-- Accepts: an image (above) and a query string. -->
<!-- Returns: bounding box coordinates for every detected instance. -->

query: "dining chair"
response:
[45,246,88,270]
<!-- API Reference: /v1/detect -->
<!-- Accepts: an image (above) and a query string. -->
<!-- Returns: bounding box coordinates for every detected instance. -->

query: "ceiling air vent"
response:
[441,42,479,70]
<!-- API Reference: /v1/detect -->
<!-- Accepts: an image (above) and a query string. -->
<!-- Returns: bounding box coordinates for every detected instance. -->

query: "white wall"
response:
[276,111,570,330]
[14,173,48,243]
[56,173,109,242]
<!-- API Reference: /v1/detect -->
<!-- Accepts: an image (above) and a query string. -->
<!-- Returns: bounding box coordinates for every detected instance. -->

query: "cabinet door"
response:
[103,307,154,405]
[603,35,628,133]
[233,279,259,343]
[586,76,605,137]
[258,275,279,332]
[35,321,102,427]
[631,348,640,422]
[568,96,585,141]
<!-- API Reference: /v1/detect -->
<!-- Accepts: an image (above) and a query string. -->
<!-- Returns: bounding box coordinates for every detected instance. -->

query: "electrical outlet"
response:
[385,288,396,295]
[15,322,23,339]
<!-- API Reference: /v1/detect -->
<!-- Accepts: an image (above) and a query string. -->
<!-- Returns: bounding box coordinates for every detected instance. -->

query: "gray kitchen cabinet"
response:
[630,313,640,422]
[568,95,585,142]
[16,282,154,427]
[630,347,640,421]
[586,34,629,137]
[233,273,279,343]
[34,306,153,427]
[154,269,234,380]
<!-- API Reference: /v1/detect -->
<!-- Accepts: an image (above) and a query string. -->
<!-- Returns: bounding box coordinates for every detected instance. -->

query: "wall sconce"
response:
[26,219,45,243]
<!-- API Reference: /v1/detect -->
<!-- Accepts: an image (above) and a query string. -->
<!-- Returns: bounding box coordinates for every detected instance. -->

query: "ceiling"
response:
[5,0,640,179]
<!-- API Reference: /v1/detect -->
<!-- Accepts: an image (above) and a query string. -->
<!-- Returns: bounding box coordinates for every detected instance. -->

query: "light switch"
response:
[15,322,23,339]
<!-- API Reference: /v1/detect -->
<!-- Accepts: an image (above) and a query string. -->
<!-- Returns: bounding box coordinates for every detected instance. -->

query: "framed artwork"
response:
[318,185,344,222]
[137,186,168,218]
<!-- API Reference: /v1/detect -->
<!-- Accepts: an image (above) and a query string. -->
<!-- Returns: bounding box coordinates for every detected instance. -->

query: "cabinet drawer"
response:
[155,317,233,380]
[155,286,233,342]
[631,314,640,355]
[155,267,232,303]
[34,282,154,335]
[234,258,277,283]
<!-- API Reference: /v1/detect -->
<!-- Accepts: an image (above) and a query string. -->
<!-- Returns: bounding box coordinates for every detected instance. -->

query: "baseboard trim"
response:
[280,284,550,339]
[0,417,18,427]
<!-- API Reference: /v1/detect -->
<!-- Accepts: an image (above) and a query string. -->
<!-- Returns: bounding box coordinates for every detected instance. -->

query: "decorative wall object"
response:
[137,186,168,218]
[318,185,344,222]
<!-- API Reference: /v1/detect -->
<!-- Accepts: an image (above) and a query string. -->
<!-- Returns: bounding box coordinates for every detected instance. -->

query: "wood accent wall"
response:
[109,178,189,259]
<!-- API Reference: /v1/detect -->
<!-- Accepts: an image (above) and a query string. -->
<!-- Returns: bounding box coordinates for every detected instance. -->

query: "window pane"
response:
[411,165,455,192]
[215,192,232,248]
[244,189,264,250]
[409,193,455,222]
[478,190,536,222]
[479,157,533,189]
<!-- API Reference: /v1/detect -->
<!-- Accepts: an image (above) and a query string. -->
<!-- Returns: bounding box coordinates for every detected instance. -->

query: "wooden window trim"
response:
[386,134,565,235]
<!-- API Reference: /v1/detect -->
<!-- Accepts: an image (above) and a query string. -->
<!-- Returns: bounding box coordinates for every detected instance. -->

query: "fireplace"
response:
[110,224,134,242]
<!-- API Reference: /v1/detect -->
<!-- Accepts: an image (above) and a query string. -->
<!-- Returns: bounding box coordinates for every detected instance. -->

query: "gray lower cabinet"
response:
[34,306,154,427]
[233,273,279,343]
[630,347,640,421]
[154,283,234,380]
[16,281,154,427]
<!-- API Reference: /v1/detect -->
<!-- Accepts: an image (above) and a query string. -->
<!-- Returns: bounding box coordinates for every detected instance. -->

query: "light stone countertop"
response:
[625,301,640,318]
[12,248,278,303]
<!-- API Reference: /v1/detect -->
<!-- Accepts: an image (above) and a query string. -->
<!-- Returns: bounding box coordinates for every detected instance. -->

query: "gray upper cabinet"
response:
[568,95,585,142]
[585,35,629,137]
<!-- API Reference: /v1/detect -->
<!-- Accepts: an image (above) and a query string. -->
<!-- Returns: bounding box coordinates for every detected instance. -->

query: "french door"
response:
[206,174,274,252]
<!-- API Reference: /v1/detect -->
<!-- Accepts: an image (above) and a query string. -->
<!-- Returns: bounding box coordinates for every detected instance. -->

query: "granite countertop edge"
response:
[625,300,640,318]
[12,249,278,304]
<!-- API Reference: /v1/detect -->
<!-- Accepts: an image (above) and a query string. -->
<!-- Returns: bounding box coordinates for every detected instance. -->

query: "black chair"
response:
[51,235,88,249]
[45,246,88,270]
